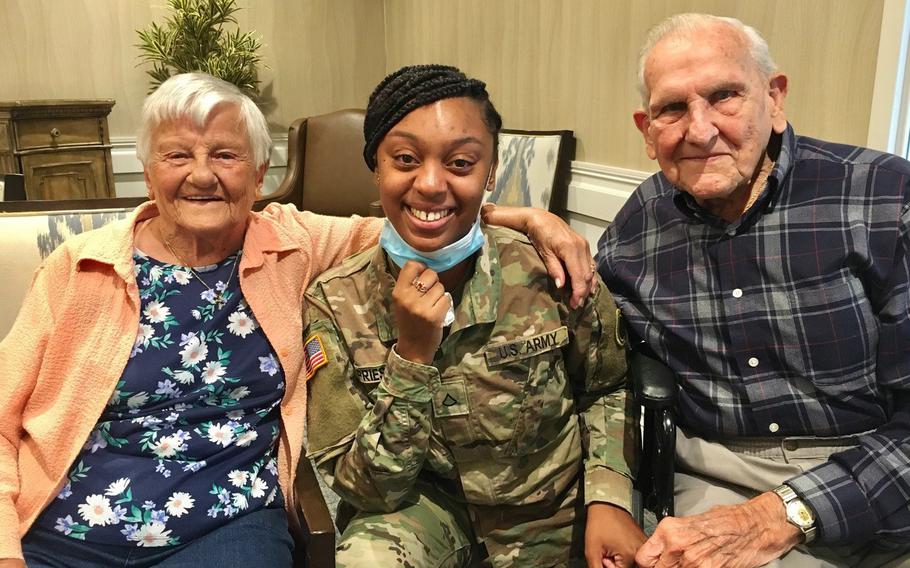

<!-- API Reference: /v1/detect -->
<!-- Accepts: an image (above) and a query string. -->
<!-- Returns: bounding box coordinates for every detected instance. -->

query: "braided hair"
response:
[362,64,503,171]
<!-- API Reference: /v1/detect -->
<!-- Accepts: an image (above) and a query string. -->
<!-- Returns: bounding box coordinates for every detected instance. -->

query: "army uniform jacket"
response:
[305,226,635,526]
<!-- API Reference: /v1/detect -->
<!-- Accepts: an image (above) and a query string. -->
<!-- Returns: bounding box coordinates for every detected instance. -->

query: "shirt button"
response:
[784,440,799,451]
[769,423,780,433]
[748,357,759,368]
[732,288,743,298]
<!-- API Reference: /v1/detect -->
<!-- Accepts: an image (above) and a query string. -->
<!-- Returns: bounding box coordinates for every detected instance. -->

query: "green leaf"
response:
[135,0,263,97]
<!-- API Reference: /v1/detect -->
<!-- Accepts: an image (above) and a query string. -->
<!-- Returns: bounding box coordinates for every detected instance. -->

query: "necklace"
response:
[163,239,241,309]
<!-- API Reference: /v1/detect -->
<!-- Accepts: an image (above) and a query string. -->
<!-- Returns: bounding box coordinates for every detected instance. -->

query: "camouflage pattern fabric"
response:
[305,226,635,566]
[336,480,477,568]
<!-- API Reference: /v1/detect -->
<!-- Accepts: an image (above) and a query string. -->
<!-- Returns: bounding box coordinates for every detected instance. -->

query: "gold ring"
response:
[413,280,429,294]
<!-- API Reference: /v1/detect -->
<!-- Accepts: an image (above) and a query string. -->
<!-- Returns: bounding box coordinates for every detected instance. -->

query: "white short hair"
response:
[136,72,271,168]
[636,13,778,110]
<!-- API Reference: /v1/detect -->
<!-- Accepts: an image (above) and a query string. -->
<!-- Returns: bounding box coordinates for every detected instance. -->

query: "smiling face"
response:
[375,97,496,253]
[633,24,788,211]
[144,103,267,243]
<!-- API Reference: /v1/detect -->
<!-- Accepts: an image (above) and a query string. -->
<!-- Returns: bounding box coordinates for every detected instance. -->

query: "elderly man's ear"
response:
[768,73,789,134]
[632,110,657,160]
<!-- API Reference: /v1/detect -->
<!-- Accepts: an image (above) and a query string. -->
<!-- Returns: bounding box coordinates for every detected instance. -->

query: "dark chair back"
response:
[276,109,382,218]
[3,173,26,201]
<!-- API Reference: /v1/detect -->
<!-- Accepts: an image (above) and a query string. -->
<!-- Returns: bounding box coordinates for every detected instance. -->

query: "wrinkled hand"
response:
[635,492,802,568]
[482,203,595,308]
[392,261,450,364]
[586,503,647,568]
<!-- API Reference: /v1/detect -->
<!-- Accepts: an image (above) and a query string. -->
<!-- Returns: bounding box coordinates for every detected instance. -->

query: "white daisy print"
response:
[134,521,172,547]
[127,392,150,409]
[173,370,194,385]
[105,478,131,497]
[231,493,249,511]
[78,494,115,527]
[179,336,208,367]
[229,386,250,400]
[149,265,164,282]
[235,430,258,447]
[228,470,248,488]
[207,423,234,447]
[249,477,268,499]
[172,269,191,285]
[151,434,181,458]
[227,311,257,337]
[201,361,226,385]
[165,492,195,518]
[144,301,171,323]
[135,324,155,347]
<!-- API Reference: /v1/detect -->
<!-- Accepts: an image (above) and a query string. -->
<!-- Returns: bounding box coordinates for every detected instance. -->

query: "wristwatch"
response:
[772,484,817,544]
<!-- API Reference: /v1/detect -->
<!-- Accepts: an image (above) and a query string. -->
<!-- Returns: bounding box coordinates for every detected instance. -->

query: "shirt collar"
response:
[74,201,300,280]
[672,123,796,232]
[368,226,502,343]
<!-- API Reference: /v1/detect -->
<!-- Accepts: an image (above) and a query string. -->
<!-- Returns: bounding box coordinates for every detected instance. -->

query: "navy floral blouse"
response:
[33,251,286,547]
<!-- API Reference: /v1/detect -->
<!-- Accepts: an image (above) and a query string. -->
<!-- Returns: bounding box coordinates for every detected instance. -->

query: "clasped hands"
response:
[634,492,802,568]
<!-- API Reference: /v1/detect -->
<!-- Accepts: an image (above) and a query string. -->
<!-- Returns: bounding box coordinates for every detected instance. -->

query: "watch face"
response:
[786,501,814,529]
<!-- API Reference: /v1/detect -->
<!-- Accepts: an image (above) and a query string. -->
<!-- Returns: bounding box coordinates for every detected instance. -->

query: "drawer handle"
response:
[50,128,61,138]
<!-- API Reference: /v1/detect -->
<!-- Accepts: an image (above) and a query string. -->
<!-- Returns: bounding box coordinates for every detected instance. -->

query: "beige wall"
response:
[0,0,885,171]
[383,0,884,169]
[0,0,385,139]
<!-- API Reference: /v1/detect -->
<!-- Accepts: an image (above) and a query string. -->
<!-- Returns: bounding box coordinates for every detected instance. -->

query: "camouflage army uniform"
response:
[305,226,635,567]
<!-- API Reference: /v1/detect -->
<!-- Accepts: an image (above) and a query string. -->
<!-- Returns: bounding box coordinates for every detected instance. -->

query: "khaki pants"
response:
[675,429,910,568]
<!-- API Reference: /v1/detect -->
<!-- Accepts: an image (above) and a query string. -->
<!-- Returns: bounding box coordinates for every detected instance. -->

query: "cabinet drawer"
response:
[15,117,104,150]
[21,149,114,200]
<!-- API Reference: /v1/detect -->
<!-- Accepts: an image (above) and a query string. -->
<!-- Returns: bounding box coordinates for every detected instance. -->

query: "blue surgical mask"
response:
[380,217,485,272]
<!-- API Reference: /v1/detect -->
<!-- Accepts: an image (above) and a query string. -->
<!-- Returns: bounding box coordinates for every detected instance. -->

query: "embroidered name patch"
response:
[484,326,569,367]
[303,334,327,380]
[355,365,385,385]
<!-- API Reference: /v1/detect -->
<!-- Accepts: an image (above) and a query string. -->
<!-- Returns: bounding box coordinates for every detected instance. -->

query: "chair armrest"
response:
[629,350,678,521]
[293,455,335,568]
[630,351,677,409]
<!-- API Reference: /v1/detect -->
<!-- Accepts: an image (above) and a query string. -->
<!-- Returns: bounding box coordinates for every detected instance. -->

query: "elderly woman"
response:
[0,72,593,567]
[305,65,645,568]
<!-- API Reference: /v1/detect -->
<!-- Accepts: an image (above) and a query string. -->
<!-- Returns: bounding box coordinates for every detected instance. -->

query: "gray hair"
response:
[136,72,271,168]
[636,13,778,110]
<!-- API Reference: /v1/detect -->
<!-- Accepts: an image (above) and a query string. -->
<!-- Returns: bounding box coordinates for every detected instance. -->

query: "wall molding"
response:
[563,160,651,249]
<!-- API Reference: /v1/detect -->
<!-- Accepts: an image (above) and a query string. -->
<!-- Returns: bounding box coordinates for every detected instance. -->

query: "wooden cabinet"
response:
[0,100,116,200]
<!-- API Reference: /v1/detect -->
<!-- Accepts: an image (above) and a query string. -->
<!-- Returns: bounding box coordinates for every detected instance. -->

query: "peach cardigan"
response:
[0,201,382,560]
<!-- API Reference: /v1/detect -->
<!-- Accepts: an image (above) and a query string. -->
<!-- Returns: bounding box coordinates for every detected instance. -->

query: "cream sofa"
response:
[0,207,132,339]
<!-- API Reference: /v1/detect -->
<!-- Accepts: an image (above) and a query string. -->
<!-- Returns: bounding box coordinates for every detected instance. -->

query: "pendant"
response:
[214,293,226,309]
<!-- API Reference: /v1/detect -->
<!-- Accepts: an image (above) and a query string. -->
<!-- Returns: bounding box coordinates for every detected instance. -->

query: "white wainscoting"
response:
[564,161,652,251]
[110,136,289,199]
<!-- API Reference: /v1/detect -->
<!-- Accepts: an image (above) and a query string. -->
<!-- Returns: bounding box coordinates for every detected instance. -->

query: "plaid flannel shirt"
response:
[598,125,910,546]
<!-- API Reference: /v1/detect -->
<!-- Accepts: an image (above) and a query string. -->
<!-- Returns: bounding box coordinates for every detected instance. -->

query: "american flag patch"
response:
[303,334,327,380]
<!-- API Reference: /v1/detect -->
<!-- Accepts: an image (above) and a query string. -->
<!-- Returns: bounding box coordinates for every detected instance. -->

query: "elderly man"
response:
[598,13,910,568]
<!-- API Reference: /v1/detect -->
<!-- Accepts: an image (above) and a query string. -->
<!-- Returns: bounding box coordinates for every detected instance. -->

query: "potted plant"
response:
[136,0,265,98]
